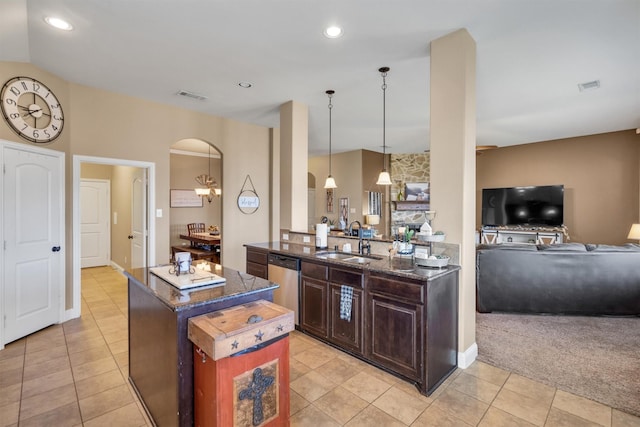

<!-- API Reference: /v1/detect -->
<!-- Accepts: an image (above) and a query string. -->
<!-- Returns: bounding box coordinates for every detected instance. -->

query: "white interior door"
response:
[80,179,110,268]
[3,144,64,345]
[130,169,147,269]
[308,188,316,230]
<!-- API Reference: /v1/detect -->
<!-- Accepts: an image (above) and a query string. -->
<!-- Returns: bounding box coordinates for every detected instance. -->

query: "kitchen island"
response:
[245,241,460,396]
[126,262,278,427]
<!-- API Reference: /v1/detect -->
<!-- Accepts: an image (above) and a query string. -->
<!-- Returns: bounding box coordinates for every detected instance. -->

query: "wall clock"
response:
[1,76,64,143]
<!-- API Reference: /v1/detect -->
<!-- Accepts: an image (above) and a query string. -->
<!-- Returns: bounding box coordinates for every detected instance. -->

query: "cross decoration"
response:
[238,367,275,426]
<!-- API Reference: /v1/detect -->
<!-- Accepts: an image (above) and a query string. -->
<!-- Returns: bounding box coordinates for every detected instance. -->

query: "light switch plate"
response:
[350,208,356,214]
[156,209,163,218]
[303,236,310,243]
[282,233,289,240]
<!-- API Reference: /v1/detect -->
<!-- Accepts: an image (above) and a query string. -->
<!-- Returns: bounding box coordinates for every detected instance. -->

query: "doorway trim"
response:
[71,155,156,320]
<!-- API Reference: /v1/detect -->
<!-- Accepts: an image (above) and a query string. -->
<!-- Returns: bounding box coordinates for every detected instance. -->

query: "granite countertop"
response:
[125,263,278,311]
[245,241,460,281]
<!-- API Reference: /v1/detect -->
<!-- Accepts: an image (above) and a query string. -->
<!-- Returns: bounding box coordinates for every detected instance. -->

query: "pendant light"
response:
[376,67,392,186]
[324,90,337,189]
[194,144,220,203]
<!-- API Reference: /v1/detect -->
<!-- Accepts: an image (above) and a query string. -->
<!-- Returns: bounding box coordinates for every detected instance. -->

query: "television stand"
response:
[479,227,564,245]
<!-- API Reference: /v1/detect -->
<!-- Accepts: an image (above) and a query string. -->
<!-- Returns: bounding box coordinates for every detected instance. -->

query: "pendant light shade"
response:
[194,144,220,203]
[376,67,392,186]
[324,89,338,189]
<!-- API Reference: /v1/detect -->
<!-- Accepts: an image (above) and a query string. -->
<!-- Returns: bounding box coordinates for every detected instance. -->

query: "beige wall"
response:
[476,130,639,244]
[1,61,272,312]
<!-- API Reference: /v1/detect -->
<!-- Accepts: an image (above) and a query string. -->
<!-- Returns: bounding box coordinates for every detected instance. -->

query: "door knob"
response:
[128,235,134,239]
[51,246,61,252]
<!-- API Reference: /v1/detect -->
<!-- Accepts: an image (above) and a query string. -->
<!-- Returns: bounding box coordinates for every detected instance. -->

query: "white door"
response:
[3,144,64,344]
[308,189,316,230]
[130,169,147,269]
[80,179,110,268]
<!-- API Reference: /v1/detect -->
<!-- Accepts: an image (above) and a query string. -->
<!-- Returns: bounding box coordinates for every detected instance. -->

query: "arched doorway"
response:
[169,139,223,261]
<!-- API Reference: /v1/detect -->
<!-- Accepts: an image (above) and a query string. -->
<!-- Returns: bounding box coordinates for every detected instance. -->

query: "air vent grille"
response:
[578,80,600,92]
[176,90,207,101]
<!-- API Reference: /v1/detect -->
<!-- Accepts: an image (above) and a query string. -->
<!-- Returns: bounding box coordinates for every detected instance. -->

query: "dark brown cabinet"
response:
[246,247,268,279]
[328,267,364,355]
[367,281,423,380]
[300,261,329,338]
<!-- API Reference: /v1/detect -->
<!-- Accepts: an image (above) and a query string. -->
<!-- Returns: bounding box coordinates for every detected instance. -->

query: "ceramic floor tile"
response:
[492,387,551,426]
[341,370,393,403]
[75,368,127,399]
[18,402,82,427]
[552,390,612,427]
[360,364,402,386]
[344,404,407,427]
[0,356,23,373]
[612,410,640,427]
[464,361,510,387]
[0,401,20,426]
[114,350,129,368]
[108,338,129,355]
[290,370,337,402]
[431,388,490,426]
[19,383,77,421]
[102,329,128,344]
[293,345,339,369]
[503,373,556,405]
[290,403,342,427]
[0,340,25,361]
[313,356,363,384]
[24,343,68,367]
[72,355,119,381]
[0,367,23,389]
[82,402,146,427]
[545,407,604,427]
[450,371,502,404]
[21,367,74,399]
[314,386,369,425]
[69,343,112,367]
[0,383,21,407]
[478,406,537,427]
[290,390,311,416]
[372,385,429,425]
[22,354,70,382]
[412,404,474,427]
[66,335,108,354]
[78,383,135,421]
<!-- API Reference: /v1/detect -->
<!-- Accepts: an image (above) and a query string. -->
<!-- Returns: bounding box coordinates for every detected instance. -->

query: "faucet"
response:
[348,220,370,255]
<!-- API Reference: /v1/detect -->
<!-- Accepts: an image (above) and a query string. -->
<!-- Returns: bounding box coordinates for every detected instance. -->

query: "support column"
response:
[279,101,309,232]
[430,29,477,367]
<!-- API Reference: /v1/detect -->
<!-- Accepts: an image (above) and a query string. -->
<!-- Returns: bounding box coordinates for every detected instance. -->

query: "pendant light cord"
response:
[328,91,333,175]
[380,67,389,171]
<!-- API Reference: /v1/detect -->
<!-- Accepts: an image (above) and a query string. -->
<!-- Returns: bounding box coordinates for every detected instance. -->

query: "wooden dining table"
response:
[179,233,221,246]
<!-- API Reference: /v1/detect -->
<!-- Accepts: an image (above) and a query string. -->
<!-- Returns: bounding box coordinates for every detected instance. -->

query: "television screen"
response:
[482,185,564,227]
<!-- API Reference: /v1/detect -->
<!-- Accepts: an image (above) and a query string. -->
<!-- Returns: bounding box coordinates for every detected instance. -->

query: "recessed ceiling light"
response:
[44,16,73,31]
[238,82,253,88]
[324,26,343,39]
[578,79,600,92]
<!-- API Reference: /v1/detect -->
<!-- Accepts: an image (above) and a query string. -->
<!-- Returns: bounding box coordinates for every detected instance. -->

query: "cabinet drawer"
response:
[329,267,363,288]
[301,261,328,281]
[368,274,424,304]
[246,249,268,265]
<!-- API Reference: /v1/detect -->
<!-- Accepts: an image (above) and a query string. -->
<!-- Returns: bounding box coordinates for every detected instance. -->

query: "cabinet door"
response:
[246,261,268,279]
[329,284,363,354]
[300,276,328,339]
[367,292,422,380]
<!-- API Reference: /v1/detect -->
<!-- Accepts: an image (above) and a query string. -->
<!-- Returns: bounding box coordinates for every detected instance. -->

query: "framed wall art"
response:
[404,182,430,202]
[326,188,334,213]
[170,189,203,208]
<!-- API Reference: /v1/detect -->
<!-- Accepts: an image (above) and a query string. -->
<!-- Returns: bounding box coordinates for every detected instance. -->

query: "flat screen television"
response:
[482,185,564,227]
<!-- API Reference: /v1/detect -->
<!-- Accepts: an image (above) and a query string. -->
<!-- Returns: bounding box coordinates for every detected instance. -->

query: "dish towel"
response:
[340,285,353,322]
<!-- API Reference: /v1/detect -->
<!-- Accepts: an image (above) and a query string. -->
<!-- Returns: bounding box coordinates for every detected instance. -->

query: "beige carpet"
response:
[476,313,640,417]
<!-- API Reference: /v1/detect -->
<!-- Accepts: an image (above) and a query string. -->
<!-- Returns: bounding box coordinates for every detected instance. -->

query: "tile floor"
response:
[1,266,639,426]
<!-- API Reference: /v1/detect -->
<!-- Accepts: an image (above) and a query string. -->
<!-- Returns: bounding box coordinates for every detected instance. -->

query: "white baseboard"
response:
[458,342,478,369]
[110,261,125,272]
[64,308,80,322]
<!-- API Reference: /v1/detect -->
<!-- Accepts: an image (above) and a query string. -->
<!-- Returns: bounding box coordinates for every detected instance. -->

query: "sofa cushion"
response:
[537,243,587,252]
[586,243,640,252]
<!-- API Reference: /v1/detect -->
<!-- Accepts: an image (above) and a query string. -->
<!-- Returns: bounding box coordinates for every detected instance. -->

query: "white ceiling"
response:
[1,0,638,156]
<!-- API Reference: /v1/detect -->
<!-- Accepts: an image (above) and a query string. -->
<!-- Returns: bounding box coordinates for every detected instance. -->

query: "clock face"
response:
[1,76,64,143]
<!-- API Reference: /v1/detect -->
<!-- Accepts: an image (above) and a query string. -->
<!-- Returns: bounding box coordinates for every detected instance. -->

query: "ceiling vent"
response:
[577,80,600,92]
[176,90,207,101]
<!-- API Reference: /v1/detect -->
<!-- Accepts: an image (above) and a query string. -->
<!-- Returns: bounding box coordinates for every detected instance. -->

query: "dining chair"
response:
[187,223,205,235]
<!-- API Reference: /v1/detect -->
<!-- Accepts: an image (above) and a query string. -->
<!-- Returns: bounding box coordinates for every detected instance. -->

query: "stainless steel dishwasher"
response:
[267,253,301,325]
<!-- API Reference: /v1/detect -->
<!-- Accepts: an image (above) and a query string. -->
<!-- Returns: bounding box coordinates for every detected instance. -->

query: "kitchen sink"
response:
[315,251,383,263]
